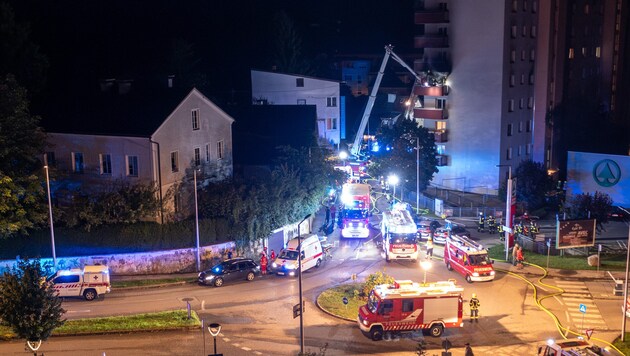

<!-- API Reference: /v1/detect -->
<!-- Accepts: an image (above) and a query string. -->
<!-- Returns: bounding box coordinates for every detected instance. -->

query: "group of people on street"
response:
[512,243,525,269]
[259,247,277,275]
[477,212,497,234]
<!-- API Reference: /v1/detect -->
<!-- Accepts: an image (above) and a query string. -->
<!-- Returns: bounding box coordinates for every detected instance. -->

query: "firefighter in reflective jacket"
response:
[469,293,480,322]
[477,213,485,232]
[486,215,496,234]
[497,219,504,240]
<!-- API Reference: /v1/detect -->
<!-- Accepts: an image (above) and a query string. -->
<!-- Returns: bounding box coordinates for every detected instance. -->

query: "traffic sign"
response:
[579,304,587,313]
[293,303,301,318]
[585,328,594,340]
[342,297,348,305]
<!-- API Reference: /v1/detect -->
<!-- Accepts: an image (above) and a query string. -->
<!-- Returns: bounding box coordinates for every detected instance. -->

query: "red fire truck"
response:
[357,280,464,340]
[381,203,419,262]
[444,233,495,283]
[340,183,371,238]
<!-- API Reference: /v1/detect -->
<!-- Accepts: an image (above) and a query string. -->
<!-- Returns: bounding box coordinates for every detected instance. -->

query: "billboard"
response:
[566,151,630,206]
[556,219,596,249]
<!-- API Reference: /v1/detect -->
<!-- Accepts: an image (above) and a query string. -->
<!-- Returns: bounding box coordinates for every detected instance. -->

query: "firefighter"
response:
[497,219,504,240]
[270,249,276,261]
[487,215,496,234]
[530,220,538,234]
[465,343,475,356]
[469,293,480,322]
[260,253,268,275]
[425,238,434,260]
[477,212,485,232]
[512,242,520,266]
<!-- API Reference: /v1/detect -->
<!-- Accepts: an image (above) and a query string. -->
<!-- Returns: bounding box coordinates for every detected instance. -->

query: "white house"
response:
[251,70,341,146]
[45,87,234,222]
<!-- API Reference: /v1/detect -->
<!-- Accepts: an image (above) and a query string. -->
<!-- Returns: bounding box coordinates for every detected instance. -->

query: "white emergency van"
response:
[272,234,323,276]
[48,265,111,301]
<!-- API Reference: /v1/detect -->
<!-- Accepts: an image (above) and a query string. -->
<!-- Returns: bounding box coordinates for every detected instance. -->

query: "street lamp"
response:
[388,175,399,202]
[414,138,420,215]
[420,260,432,284]
[619,206,630,341]
[194,169,201,272]
[208,322,222,355]
[44,165,57,269]
[339,151,348,166]
[497,164,513,261]
[297,213,311,354]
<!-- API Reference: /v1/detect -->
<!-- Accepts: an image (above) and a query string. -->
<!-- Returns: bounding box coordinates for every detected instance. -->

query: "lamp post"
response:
[44,165,57,269]
[194,169,200,272]
[388,175,399,202]
[297,213,311,354]
[497,164,512,261]
[415,138,420,214]
[420,260,432,284]
[620,207,630,341]
[208,322,222,355]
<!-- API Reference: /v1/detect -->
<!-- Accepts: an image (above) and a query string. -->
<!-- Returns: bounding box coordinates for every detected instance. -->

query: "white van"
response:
[272,234,323,276]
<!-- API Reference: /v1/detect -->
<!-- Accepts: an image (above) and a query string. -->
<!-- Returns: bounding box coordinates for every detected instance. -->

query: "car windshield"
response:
[367,291,379,314]
[345,209,367,219]
[469,254,490,265]
[279,250,299,260]
[389,234,417,244]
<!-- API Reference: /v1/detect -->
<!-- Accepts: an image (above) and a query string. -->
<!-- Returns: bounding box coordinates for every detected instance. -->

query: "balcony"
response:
[414,85,449,96]
[414,108,447,120]
[414,34,449,48]
[415,11,449,24]
[436,155,448,166]
[433,130,448,143]
[414,59,451,74]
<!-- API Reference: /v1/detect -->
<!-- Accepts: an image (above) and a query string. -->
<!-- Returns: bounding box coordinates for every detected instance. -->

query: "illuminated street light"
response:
[44,165,57,269]
[420,260,432,284]
[388,175,399,201]
[339,151,348,166]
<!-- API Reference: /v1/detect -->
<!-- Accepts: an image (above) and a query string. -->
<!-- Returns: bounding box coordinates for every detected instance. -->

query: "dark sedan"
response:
[433,225,471,244]
[198,258,260,287]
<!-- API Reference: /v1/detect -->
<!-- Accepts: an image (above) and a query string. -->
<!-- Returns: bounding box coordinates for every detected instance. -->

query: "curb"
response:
[315,292,356,323]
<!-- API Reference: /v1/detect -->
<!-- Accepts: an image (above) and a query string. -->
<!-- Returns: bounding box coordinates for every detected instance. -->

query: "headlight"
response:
[286,264,297,270]
[205,275,215,281]
[472,272,479,277]
[272,262,277,268]
[358,223,364,228]
[362,319,368,326]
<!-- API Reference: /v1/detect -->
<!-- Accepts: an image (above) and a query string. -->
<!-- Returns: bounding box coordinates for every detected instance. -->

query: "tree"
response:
[0,75,48,237]
[567,191,613,231]
[514,160,554,212]
[368,118,438,194]
[271,10,313,75]
[0,258,65,351]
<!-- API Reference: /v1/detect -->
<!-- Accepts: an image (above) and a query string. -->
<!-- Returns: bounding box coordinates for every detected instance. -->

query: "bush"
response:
[362,271,395,298]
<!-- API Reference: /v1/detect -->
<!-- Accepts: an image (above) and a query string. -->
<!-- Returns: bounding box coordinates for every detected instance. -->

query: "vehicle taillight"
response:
[389,244,393,252]
[413,244,417,252]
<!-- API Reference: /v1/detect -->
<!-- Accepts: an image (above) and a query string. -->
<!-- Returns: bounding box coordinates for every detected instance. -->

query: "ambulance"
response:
[357,279,464,341]
[537,338,612,356]
[48,265,111,301]
[444,234,495,283]
[272,234,323,276]
[381,203,419,262]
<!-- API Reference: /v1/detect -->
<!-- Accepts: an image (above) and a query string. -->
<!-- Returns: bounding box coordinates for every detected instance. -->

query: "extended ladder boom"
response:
[351,45,422,158]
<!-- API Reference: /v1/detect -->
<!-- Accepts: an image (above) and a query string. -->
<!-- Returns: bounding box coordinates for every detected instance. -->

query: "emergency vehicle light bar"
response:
[448,234,486,253]
[377,280,463,298]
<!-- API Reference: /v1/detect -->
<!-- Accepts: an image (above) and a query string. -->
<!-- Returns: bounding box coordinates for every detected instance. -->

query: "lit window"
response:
[72,152,84,173]
[569,48,574,59]
[127,155,138,177]
[595,47,601,58]
[436,145,445,155]
[582,47,587,57]
[100,153,112,175]
[217,141,224,160]
[529,73,535,84]
[192,109,200,130]
[327,118,337,130]
[510,74,515,87]
[519,121,523,133]
[584,4,589,14]
[511,50,516,63]
[296,78,304,87]
[171,151,179,173]
[327,97,337,107]
[194,147,201,166]
[509,99,515,112]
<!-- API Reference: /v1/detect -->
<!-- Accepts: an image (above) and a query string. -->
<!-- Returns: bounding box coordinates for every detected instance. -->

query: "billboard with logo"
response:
[556,219,596,249]
[566,151,629,207]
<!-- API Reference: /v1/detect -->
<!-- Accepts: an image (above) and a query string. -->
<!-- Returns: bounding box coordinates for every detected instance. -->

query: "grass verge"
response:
[613,333,630,355]
[317,283,365,321]
[111,277,196,289]
[0,309,200,341]
[487,244,626,270]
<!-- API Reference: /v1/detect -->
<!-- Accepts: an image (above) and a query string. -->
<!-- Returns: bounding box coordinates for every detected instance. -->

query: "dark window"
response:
[296,78,304,87]
[402,299,414,312]
[45,152,56,166]
[380,300,394,314]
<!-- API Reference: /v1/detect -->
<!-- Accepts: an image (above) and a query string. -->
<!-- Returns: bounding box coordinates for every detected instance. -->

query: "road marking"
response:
[201,300,205,310]
[254,352,263,355]
[242,347,252,351]
[223,338,230,342]
[553,295,564,305]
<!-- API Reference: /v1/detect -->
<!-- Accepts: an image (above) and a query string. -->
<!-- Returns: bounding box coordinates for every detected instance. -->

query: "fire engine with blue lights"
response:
[381,203,419,262]
[357,279,464,340]
[48,265,111,301]
[444,233,495,283]
[340,183,371,238]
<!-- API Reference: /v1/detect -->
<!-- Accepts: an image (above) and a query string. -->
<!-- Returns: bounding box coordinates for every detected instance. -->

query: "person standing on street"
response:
[270,249,276,262]
[465,343,474,356]
[477,212,485,232]
[260,253,268,275]
[516,246,524,269]
[469,293,480,322]
[425,238,434,260]
[512,243,519,266]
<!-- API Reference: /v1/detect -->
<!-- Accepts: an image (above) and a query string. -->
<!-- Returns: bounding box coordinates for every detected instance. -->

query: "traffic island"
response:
[316,283,364,321]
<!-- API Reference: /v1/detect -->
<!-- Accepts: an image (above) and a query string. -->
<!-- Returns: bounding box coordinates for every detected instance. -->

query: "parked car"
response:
[416,218,441,240]
[198,258,260,287]
[433,225,471,244]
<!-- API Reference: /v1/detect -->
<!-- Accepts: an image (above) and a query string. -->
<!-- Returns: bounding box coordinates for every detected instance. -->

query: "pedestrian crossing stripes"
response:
[552,279,608,331]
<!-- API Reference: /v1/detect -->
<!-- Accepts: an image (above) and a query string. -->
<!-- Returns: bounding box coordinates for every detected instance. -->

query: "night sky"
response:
[7,0,416,118]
